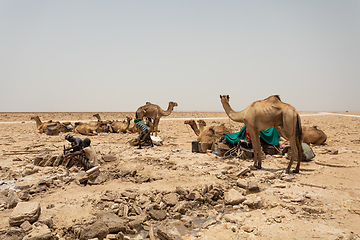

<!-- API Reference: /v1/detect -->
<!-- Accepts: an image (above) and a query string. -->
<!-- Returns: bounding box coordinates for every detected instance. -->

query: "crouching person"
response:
[133,118,154,149]
[65,138,99,171]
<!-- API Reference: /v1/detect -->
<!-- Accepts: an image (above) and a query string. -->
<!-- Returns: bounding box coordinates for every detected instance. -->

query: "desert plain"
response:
[0,111,359,240]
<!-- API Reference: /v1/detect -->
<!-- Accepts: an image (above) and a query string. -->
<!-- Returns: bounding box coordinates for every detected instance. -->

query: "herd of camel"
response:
[31,95,327,173]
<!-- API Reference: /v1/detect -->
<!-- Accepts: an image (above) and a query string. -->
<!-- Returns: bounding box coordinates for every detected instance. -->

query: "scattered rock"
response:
[236,179,247,189]
[175,187,188,197]
[202,219,217,229]
[149,209,167,221]
[97,211,127,234]
[224,189,246,205]
[156,222,182,240]
[103,155,117,162]
[242,225,255,233]
[163,193,179,207]
[187,191,203,202]
[6,190,21,209]
[3,227,26,240]
[127,213,147,229]
[173,201,189,215]
[9,202,41,226]
[235,167,251,177]
[243,195,263,209]
[79,220,109,240]
[20,221,33,233]
[23,223,53,240]
[247,180,260,192]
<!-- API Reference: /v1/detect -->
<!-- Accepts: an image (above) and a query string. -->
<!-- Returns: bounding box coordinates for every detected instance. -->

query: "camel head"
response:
[93,114,102,121]
[208,127,215,135]
[220,95,230,102]
[198,120,206,127]
[184,119,195,125]
[169,102,178,109]
[30,116,40,121]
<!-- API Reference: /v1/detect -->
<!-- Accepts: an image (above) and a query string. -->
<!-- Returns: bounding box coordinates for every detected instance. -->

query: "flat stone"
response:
[97,211,127,233]
[20,221,33,233]
[6,190,21,209]
[156,222,182,240]
[79,220,109,240]
[127,214,147,229]
[149,209,167,221]
[163,193,179,207]
[103,155,117,162]
[224,189,246,205]
[236,179,247,189]
[247,180,260,192]
[175,187,188,197]
[9,202,41,226]
[243,195,263,209]
[3,227,26,240]
[23,223,52,240]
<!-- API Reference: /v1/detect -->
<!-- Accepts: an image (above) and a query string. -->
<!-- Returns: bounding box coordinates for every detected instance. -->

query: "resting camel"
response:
[277,125,327,145]
[31,116,54,133]
[220,95,303,173]
[75,120,105,136]
[58,122,74,133]
[135,101,178,136]
[184,119,208,136]
[110,116,132,133]
[302,126,327,144]
[31,116,75,134]
[92,113,113,133]
[185,119,232,153]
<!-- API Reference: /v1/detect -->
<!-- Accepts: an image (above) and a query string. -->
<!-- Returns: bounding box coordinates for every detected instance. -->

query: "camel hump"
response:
[266,95,281,101]
[272,95,281,100]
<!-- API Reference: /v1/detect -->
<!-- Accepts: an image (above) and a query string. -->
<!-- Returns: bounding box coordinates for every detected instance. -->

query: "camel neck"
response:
[221,100,245,122]
[34,118,42,127]
[161,105,174,116]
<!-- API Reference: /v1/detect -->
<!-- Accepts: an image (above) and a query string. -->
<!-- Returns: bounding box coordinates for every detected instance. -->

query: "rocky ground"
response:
[0,112,359,240]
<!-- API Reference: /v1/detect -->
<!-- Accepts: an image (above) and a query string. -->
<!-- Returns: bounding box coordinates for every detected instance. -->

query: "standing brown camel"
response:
[220,95,303,173]
[135,101,178,136]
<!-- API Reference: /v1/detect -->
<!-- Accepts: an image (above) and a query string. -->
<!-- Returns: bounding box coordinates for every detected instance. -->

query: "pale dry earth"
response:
[0,112,359,240]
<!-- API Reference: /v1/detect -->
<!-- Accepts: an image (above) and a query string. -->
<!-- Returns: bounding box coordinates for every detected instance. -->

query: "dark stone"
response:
[149,209,167,221]
[79,220,109,240]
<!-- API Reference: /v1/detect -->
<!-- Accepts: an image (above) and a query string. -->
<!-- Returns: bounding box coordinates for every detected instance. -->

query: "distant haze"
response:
[1,1,359,112]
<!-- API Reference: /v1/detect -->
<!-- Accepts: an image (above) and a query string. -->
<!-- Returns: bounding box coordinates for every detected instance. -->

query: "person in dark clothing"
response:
[65,138,99,171]
[134,118,153,149]
[64,134,83,153]
[61,134,84,168]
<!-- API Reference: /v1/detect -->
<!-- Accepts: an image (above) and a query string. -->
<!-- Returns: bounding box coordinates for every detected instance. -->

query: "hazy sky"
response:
[1,1,359,112]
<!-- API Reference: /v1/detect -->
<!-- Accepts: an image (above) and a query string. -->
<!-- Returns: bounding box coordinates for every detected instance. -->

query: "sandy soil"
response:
[0,112,359,240]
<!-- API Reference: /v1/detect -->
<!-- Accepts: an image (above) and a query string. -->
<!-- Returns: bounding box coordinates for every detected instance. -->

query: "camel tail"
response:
[296,113,302,143]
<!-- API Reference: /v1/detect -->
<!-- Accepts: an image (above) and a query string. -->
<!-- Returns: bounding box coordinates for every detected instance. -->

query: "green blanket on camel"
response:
[224,126,281,146]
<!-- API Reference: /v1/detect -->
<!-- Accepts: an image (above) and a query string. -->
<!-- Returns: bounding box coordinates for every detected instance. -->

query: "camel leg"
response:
[247,128,263,169]
[287,137,299,173]
[153,119,160,137]
[293,140,304,173]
